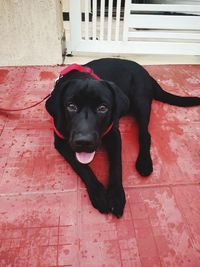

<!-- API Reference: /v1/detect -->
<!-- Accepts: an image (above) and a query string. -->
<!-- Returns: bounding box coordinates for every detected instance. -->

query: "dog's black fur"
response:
[46,58,200,218]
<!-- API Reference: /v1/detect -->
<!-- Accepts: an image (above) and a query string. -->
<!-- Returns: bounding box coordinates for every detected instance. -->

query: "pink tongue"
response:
[76,152,96,164]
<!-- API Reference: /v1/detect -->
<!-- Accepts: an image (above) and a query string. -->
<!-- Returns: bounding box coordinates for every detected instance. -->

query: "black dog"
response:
[46,58,200,218]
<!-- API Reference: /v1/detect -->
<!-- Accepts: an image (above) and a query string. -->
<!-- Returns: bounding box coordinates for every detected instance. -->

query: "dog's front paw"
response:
[136,154,153,177]
[87,183,109,214]
[107,185,126,218]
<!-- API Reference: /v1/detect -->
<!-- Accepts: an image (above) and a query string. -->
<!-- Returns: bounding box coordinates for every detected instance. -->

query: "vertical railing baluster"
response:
[84,0,89,40]
[100,0,105,40]
[92,0,97,40]
[115,0,121,41]
[69,0,82,52]
[107,0,113,41]
[123,0,131,41]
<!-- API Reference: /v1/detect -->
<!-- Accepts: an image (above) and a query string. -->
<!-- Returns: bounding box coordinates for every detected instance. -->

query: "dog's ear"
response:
[45,80,70,138]
[102,80,130,125]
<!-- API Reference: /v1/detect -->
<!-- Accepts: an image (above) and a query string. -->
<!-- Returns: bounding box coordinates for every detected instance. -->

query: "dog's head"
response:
[46,78,129,164]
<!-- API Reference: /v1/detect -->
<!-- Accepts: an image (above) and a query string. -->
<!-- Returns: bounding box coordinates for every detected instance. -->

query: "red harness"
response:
[53,64,113,139]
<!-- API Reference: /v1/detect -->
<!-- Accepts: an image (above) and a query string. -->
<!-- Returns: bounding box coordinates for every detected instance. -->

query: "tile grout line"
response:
[0,181,199,198]
[169,185,199,252]
[145,202,163,267]
[56,215,61,267]
[127,196,142,266]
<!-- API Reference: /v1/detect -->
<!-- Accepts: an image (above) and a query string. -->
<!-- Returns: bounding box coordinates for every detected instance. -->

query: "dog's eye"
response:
[97,104,109,113]
[66,103,78,112]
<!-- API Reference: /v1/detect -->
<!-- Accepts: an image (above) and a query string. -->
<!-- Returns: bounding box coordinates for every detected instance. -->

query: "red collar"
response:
[52,64,113,139]
[53,121,113,139]
[59,63,100,80]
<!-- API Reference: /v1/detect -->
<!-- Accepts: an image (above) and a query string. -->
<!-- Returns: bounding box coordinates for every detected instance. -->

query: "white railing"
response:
[67,0,200,55]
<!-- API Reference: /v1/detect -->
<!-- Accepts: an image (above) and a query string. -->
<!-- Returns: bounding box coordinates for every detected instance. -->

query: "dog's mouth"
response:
[75,151,96,164]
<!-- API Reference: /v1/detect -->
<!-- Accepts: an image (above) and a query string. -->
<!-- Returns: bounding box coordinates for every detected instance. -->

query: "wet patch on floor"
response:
[0,65,200,266]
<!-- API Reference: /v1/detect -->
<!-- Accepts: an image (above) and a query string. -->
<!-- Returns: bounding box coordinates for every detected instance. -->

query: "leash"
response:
[0,94,51,113]
[0,64,97,113]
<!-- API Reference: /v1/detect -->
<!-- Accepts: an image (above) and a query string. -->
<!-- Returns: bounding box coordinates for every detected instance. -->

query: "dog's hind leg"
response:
[132,99,153,177]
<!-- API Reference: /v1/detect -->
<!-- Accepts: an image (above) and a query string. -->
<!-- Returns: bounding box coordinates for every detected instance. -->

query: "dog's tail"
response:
[153,79,200,107]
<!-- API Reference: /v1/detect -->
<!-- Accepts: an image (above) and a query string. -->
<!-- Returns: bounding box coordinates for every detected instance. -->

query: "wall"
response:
[0,0,64,66]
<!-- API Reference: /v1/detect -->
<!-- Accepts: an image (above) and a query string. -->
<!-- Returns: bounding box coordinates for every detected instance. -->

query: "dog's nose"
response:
[73,134,95,149]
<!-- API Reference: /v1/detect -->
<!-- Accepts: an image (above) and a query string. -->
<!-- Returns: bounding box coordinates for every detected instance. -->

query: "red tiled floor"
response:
[0,64,200,267]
